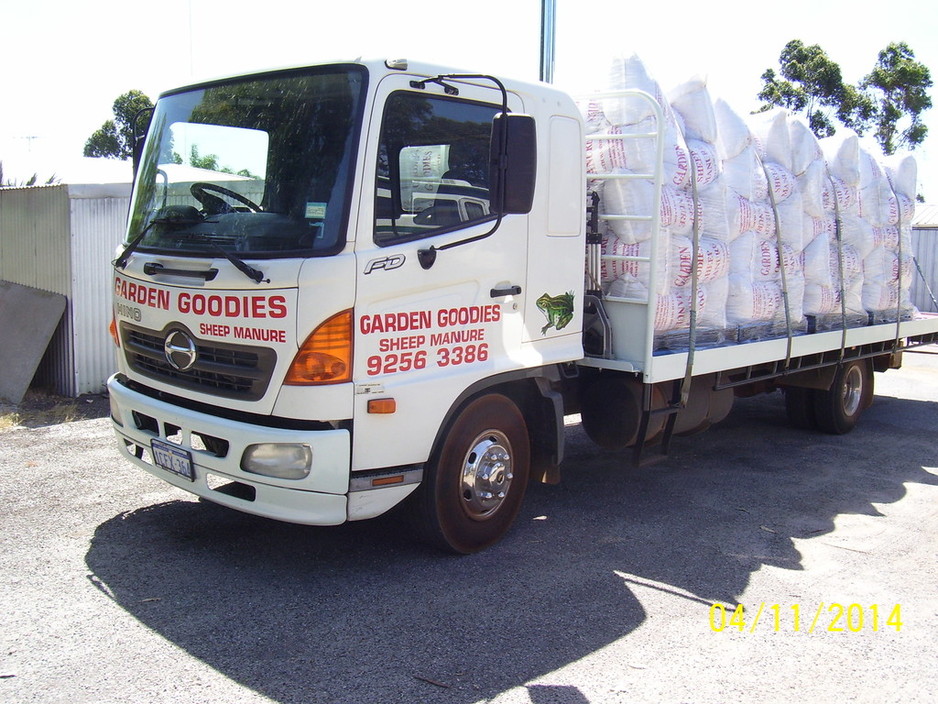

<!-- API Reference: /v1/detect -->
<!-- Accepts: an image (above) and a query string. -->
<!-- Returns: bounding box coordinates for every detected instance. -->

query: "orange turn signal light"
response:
[285,309,353,385]
[367,398,397,414]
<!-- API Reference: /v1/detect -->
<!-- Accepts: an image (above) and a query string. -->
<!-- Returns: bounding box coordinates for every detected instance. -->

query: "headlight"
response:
[241,444,312,479]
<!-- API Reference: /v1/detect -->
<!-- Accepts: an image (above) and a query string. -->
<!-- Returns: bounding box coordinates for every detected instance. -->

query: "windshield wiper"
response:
[188,235,269,284]
[113,219,158,270]
[114,210,268,284]
[114,207,203,270]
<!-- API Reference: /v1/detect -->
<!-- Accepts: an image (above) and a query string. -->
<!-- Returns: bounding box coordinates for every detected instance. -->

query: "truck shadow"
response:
[84,391,938,704]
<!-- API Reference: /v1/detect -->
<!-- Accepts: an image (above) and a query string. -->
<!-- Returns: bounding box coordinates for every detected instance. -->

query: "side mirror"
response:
[489,113,536,215]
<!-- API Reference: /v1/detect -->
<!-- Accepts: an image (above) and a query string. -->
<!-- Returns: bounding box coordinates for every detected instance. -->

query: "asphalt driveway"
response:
[2,350,937,703]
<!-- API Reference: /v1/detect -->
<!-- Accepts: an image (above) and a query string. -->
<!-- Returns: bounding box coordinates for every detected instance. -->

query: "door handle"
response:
[490,285,522,298]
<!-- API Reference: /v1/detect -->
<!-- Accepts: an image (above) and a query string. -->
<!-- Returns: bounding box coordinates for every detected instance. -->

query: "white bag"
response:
[798,160,827,218]
[670,236,730,287]
[653,288,707,331]
[727,277,784,322]
[822,175,857,215]
[687,139,720,189]
[777,195,806,251]
[749,108,792,171]
[788,116,823,176]
[669,76,718,144]
[714,98,752,160]
[605,54,674,125]
[722,147,768,202]
[764,162,796,203]
[821,131,861,186]
[585,124,628,174]
[885,154,918,200]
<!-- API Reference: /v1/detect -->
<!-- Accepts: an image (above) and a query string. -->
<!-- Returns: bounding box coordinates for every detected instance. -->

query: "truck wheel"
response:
[414,394,530,554]
[784,386,817,430]
[813,360,873,435]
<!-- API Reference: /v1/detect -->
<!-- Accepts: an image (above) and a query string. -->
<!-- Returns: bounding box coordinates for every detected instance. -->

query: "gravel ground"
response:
[0,390,110,427]
[1,353,937,704]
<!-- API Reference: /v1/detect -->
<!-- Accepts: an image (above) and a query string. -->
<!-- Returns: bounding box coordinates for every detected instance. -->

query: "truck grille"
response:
[121,324,276,401]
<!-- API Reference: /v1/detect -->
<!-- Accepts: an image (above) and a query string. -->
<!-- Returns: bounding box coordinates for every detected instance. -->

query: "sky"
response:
[2,0,937,198]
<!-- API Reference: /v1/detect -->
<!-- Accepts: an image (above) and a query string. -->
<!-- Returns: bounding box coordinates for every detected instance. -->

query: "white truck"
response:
[107,58,938,553]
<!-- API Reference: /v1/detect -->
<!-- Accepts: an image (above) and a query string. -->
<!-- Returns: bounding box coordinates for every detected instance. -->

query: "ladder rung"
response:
[602,255,651,263]
[587,132,659,140]
[600,214,653,222]
[603,295,651,305]
[589,172,655,180]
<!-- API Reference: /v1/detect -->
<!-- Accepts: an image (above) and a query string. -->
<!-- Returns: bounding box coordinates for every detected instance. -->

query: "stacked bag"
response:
[862,153,917,322]
[583,54,917,349]
[586,58,730,345]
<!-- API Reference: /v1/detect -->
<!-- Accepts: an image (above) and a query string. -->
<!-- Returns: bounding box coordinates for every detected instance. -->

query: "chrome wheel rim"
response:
[460,430,513,521]
[842,365,864,417]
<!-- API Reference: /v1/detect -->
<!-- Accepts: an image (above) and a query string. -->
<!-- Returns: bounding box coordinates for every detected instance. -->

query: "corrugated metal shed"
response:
[912,203,938,227]
[0,179,131,396]
[911,203,938,313]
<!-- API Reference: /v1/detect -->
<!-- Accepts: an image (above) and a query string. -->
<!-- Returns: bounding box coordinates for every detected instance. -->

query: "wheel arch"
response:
[428,366,568,486]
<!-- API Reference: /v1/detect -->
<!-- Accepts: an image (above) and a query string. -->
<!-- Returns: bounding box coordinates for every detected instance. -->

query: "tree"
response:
[84,90,154,159]
[758,40,931,155]
[188,144,220,171]
[175,144,259,178]
[861,42,933,155]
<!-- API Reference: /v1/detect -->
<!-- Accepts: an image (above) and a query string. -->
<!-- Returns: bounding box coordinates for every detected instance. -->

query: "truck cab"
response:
[108,59,585,552]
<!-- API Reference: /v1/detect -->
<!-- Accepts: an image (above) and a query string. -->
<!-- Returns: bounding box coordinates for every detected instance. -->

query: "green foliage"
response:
[188,144,220,171]
[0,160,59,187]
[173,144,259,179]
[83,120,122,158]
[84,90,154,159]
[861,42,933,154]
[758,40,931,155]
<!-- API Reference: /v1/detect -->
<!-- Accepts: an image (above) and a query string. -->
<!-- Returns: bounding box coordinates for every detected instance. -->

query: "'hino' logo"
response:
[164,329,198,371]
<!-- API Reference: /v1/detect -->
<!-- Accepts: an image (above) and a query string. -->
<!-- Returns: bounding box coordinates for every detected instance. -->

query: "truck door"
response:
[351,74,529,472]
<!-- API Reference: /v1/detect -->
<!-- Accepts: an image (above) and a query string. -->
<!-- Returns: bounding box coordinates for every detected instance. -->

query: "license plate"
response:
[151,439,195,481]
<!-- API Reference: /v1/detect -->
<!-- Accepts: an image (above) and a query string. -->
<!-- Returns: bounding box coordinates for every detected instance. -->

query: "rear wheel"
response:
[813,360,873,435]
[414,394,530,554]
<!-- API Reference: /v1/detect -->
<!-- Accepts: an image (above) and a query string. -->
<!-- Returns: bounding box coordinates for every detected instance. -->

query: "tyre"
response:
[414,394,530,554]
[784,386,817,430]
[813,359,873,435]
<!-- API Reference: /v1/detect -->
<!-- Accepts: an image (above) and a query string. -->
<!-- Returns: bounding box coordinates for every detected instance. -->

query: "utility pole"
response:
[539,0,556,84]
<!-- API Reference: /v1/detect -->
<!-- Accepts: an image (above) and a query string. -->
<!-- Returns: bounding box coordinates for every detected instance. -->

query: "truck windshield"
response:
[126,65,366,257]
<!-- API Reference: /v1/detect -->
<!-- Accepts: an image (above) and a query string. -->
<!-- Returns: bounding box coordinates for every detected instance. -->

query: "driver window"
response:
[375,92,498,245]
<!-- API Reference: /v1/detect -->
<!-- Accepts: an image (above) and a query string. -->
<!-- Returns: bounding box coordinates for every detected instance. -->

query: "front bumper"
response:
[108,375,350,525]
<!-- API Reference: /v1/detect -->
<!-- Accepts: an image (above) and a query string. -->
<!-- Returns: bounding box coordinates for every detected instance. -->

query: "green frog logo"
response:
[536,292,575,335]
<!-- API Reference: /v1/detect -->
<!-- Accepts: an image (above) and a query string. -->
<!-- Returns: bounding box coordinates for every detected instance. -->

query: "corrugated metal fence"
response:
[911,204,938,314]
[911,228,938,313]
[0,183,130,396]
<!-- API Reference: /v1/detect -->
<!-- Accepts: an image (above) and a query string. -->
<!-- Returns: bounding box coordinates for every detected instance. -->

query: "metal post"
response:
[539,0,556,83]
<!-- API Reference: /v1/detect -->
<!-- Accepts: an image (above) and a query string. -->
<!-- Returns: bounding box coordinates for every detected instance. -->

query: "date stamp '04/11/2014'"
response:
[709,603,903,633]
